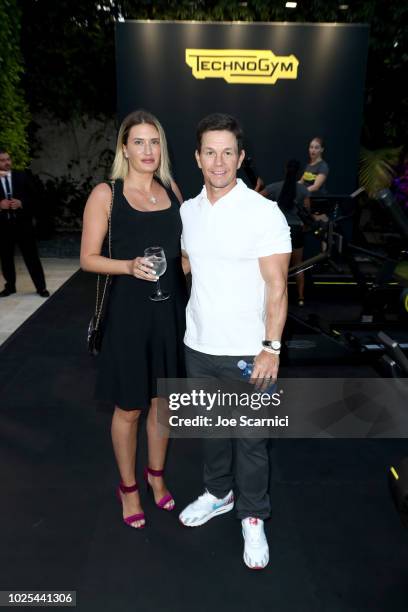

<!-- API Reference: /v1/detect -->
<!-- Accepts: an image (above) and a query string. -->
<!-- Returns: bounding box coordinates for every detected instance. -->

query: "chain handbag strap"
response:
[94,180,115,329]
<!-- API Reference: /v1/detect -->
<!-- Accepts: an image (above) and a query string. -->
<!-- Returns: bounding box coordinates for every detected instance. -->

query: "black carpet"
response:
[1,271,408,612]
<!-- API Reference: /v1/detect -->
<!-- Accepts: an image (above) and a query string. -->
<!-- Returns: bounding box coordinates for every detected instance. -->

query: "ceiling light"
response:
[286,1,297,8]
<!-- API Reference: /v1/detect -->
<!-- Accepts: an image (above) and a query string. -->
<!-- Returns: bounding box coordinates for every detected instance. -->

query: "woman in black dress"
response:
[80,110,187,529]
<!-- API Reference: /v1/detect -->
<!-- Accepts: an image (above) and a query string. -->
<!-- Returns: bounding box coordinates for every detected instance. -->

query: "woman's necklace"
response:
[133,186,157,204]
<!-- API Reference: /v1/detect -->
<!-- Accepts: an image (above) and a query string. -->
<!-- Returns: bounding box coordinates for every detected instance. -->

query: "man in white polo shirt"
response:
[179,113,291,570]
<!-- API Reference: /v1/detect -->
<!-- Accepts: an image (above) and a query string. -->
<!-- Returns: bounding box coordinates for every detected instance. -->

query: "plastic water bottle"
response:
[237,360,277,394]
[237,360,253,378]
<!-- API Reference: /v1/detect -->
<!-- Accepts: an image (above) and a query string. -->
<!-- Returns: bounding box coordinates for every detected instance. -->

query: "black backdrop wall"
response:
[115,21,369,198]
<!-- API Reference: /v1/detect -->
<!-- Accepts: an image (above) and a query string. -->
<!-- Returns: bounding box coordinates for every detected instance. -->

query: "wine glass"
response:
[144,246,170,302]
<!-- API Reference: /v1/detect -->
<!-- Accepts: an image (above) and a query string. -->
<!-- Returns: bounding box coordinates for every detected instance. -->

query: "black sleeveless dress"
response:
[96,179,187,410]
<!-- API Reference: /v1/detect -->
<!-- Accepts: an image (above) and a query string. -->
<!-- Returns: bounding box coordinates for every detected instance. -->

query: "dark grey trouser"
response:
[185,345,271,520]
[0,216,46,292]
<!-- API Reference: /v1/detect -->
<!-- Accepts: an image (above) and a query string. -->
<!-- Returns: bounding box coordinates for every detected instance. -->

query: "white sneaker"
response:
[179,489,234,527]
[241,517,269,569]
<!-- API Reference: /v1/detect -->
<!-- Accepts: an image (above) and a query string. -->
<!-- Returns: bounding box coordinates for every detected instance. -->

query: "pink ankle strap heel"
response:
[116,481,146,528]
[144,467,175,511]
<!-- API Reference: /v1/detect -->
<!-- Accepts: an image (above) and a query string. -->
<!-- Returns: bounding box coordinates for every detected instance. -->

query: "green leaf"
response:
[359,146,402,198]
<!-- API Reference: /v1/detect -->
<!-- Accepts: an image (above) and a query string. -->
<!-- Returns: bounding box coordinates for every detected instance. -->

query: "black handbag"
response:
[87,180,115,356]
[388,457,408,529]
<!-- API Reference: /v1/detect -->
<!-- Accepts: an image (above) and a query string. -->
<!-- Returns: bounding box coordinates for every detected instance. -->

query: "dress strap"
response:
[105,179,124,209]
[155,176,179,205]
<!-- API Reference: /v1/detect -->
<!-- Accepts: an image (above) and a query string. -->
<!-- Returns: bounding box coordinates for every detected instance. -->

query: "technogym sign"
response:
[185,49,299,85]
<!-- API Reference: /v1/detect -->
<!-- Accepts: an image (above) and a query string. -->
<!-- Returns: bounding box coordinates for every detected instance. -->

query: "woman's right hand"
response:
[128,257,157,282]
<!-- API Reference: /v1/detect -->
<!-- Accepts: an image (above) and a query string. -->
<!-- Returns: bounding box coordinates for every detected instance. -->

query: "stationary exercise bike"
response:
[286,190,408,375]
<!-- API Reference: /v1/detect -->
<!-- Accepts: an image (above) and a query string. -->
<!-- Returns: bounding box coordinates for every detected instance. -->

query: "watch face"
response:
[271,341,281,350]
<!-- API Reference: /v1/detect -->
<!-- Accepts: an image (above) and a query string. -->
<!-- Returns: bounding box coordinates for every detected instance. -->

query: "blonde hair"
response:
[110,110,173,186]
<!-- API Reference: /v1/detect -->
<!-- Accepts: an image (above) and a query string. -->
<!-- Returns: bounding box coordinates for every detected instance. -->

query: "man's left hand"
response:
[9,199,22,210]
[250,350,279,391]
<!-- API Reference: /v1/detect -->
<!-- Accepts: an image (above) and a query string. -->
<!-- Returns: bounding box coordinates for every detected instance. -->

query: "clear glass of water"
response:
[144,246,170,302]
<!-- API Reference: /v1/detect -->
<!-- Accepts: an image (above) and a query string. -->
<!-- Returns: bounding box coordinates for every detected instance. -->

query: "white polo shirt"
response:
[180,179,291,356]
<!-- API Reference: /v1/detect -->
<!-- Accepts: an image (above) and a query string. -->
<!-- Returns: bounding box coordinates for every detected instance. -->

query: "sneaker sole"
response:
[244,562,268,570]
[179,501,234,527]
[243,552,269,570]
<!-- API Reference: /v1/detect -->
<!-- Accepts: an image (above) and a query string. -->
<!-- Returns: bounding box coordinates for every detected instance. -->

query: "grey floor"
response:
[0,256,78,345]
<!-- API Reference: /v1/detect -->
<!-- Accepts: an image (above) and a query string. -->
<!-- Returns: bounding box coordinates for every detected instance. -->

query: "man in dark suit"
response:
[0,148,49,298]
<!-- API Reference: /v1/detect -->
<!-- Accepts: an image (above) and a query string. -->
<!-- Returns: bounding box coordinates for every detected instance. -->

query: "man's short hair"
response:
[196,113,244,153]
[0,148,10,156]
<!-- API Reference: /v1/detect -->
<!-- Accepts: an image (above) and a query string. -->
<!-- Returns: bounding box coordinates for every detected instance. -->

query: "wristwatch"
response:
[262,340,281,351]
